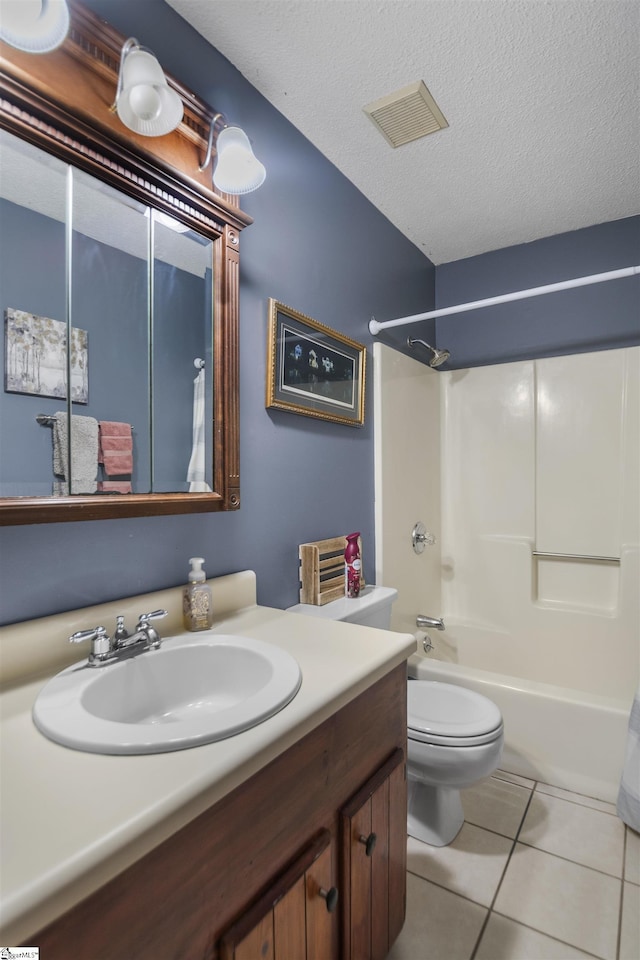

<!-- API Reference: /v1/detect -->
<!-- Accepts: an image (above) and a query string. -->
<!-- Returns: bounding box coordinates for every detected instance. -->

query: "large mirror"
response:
[1,129,214,499]
[0,0,248,524]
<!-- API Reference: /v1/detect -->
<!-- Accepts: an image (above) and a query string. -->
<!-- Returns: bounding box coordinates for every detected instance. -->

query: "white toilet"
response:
[406,677,503,845]
[288,585,504,847]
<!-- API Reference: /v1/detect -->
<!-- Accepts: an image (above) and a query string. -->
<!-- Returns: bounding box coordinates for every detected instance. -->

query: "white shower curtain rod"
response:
[368,265,640,335]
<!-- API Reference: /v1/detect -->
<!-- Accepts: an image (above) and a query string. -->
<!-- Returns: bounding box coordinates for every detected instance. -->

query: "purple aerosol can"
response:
[345,532,361,598]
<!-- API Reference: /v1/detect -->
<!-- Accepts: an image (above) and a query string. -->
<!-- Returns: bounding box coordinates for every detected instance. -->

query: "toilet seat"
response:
[408,680,503,747]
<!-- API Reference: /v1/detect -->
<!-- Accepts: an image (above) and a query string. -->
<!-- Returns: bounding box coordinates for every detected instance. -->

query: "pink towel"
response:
[98,480,133,494]
[98,421,133,476]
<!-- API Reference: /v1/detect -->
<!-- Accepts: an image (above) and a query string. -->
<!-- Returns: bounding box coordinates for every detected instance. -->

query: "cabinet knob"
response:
[318,886,339,913]
[359,832,377,857]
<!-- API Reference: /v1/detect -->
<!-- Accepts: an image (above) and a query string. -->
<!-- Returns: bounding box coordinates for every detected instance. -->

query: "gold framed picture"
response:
[266,300,366,427]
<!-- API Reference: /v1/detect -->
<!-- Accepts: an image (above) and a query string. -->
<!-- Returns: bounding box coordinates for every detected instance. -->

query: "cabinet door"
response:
[340,748,406,960]
[219,830,337,960]
[274,875,306,959]
[305,837,337,959]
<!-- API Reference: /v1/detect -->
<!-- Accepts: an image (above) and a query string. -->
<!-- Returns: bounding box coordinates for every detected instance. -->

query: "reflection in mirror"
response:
[152,215,213,494]
[0,129,214,499]
[0,131,69,497]
[71,169,150,495]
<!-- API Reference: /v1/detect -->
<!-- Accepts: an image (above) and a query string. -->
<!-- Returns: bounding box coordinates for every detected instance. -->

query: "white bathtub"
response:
[408,651,630,804]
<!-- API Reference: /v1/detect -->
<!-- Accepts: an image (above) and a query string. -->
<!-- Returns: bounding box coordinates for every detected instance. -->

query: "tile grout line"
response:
[404,776,630,960]
[524,780,627,881]
[514,839,626,882]
[467,781,538,960]
[475,779,625,960]
[616,826,628,960]
[463,818,530,843]
[532,780,620,818]
[493,771,536,788]
[488,909,609,960]
[405,867,491,909]
[405,863,610,960]
[401,867,564,956]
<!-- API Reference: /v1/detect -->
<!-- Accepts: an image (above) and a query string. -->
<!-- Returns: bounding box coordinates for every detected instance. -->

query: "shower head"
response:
[407,337,451,368]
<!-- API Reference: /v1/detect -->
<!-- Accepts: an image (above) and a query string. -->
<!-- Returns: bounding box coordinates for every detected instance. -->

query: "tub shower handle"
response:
[416,614,445,631]
[412,521,436,554]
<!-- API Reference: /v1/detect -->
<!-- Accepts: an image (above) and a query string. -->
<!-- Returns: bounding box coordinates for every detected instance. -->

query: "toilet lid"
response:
[408,681,503,746]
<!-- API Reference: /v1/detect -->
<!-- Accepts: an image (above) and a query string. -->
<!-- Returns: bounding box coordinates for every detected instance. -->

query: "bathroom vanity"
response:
[0,571,414,959]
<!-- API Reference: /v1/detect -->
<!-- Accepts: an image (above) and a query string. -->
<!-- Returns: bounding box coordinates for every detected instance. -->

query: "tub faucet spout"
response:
[416,614,445,631]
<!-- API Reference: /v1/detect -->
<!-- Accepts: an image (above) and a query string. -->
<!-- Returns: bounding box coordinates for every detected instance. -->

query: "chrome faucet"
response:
[416,614,445,631]
[68,609,167,666]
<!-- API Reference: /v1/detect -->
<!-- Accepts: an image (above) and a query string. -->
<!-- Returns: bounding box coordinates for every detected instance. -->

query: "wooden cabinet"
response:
[29,664,407,960]
[341,749,407,960]
[219,830,337,960]
[219,748,407,960]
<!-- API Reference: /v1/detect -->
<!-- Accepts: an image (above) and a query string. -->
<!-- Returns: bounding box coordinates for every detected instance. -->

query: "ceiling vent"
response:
[363,80,448,148]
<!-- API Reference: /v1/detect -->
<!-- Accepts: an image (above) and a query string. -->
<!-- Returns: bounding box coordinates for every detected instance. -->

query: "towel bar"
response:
[37,414,135,430]
[532,551,620,564]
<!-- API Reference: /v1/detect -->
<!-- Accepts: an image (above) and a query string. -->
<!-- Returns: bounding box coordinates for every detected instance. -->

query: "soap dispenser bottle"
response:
[345,532,361,598]
[183,557,213,631]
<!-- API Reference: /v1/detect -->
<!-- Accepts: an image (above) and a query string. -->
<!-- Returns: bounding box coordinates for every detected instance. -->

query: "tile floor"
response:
[388,771,640,960]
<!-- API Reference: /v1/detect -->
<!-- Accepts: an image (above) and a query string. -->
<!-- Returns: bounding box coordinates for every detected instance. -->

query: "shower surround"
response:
[439,347,638,703]
[374,344,639,800]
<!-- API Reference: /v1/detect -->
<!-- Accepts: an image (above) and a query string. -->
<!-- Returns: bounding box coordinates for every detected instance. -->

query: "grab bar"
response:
[532,551,620,564]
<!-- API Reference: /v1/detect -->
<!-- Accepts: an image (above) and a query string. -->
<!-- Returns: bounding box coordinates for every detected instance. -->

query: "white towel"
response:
[617,689,640,831]
[187,369,212,493]
[52,411,99,495]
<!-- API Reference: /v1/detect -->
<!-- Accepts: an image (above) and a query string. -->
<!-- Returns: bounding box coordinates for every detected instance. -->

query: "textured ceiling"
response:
[166,0,639,265]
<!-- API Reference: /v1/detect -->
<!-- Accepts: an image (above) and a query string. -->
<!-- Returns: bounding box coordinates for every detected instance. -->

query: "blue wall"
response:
[435,217,640,369]
[0,0,435,624]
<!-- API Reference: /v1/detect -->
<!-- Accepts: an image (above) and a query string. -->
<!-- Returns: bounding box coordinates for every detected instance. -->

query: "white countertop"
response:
[0,572,414,944]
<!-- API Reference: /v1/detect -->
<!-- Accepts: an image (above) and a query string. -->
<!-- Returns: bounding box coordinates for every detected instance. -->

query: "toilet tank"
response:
[287,585,398,629]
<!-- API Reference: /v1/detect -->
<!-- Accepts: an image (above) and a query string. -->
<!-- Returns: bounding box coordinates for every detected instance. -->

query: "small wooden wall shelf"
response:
[299,535,365,605]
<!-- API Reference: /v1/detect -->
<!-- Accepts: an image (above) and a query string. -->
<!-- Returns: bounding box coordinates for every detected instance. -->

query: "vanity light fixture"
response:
[199,112,266,195]
[0,0,70,53]
[112,37,183,137]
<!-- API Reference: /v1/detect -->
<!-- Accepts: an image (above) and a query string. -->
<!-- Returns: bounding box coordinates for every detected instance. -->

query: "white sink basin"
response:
[33,634,302,755]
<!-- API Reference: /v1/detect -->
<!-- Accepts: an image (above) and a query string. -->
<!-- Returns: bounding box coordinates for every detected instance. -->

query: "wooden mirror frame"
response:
[0,0,249,525]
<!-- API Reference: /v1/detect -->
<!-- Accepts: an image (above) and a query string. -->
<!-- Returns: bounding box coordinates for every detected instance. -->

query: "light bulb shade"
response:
[213,126,266,195]
[116,46,183,137]
[0,0,69,53]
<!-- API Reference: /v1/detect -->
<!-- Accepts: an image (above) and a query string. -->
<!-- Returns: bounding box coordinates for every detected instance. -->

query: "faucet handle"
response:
[136,608,168,626]
[69,625,108,644]
[135,609,167,650]
[68,625,112,660]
